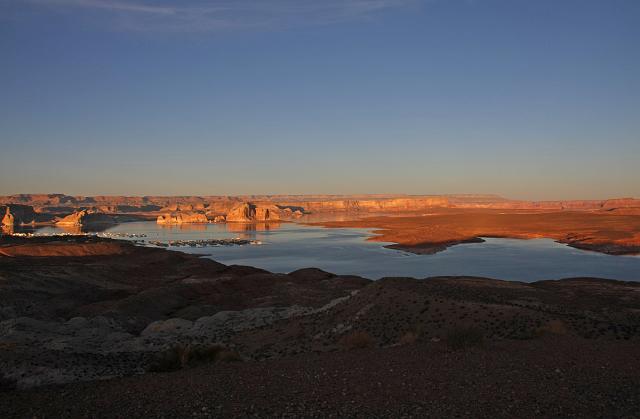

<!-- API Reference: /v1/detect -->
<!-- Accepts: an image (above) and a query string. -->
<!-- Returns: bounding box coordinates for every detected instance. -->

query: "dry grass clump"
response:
[446,326,484,350]
[339,331,375,350]
[147,344,241,372]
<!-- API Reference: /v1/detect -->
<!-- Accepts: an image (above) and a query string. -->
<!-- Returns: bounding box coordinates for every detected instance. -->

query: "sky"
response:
[0,0,639,200]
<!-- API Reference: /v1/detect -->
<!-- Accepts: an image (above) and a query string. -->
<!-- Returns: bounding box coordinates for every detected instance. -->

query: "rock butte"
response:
[225,203,282,222]
[156,211,209,225]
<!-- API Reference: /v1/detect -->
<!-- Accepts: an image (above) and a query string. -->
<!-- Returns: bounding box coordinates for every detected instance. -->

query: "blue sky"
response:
[1,0,639,199]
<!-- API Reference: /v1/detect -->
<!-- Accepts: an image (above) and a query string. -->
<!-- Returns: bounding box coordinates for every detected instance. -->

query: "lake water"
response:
[25,221,640,282]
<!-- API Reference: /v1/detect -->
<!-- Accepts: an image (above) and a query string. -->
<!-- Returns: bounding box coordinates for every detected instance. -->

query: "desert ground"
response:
[1,235,639,417]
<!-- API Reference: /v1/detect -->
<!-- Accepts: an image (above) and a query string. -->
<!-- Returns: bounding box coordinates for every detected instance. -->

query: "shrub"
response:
[147,344,241,372]
[339,331,374,350]
[446,326,484,350]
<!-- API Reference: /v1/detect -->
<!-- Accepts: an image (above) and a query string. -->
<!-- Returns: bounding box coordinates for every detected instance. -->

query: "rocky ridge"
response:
[3,194,639,217]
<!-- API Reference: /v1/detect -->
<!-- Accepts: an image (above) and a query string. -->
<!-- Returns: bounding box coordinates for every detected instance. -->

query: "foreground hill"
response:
[0,236,639,417]
[3,337,638,418]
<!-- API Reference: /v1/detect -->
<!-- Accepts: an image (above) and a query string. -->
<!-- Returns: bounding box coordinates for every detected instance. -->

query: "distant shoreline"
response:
[313,208,640,256]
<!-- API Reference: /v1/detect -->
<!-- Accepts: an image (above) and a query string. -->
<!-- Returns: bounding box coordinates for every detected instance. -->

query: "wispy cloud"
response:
[17,0,419,32]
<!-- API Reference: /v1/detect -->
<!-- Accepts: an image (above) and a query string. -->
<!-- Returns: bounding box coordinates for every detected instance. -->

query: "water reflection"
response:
[56,224,112,234]
[226,222,282,234]
[159,223,208,232]
[296,212,400,223]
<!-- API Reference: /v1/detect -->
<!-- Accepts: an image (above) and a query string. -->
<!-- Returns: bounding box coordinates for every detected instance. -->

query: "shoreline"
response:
[313,208,640,256]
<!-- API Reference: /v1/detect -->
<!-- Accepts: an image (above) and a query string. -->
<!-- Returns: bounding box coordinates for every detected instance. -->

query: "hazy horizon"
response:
[2,0,639,200]
[0,191,638,202]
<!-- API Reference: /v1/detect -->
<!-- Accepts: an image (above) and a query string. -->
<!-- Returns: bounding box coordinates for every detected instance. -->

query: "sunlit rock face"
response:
[3,194,640,217]
[1,208,14,227]
[55,209,115,226]
[156,212,209,224]
[225,203,254,222]
[0,205,38,226]
[255,205,281,221]
[226,203,281,222]
[226,221,281,233]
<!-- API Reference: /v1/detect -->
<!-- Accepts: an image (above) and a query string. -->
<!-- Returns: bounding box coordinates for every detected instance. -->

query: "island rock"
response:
[156,212,209,224]
[225,203,281,222]
[56,209,115,226]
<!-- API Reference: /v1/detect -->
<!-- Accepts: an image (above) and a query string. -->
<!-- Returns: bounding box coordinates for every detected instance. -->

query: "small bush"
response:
[147,344,241,372]
[339,331,374,350]
[446,326,484,350]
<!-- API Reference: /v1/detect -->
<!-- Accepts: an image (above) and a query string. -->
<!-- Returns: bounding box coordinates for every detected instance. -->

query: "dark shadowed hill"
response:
[1,236,639,417]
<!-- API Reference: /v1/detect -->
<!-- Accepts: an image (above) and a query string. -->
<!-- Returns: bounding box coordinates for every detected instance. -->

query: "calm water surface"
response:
[31,221,640,282]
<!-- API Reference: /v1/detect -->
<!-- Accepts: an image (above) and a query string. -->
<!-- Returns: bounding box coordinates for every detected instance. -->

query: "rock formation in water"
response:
[0,205,38,226]
[225,203,281,222]
[55,209,115,226]
[2,207,14,227]
[156,212,209,225]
